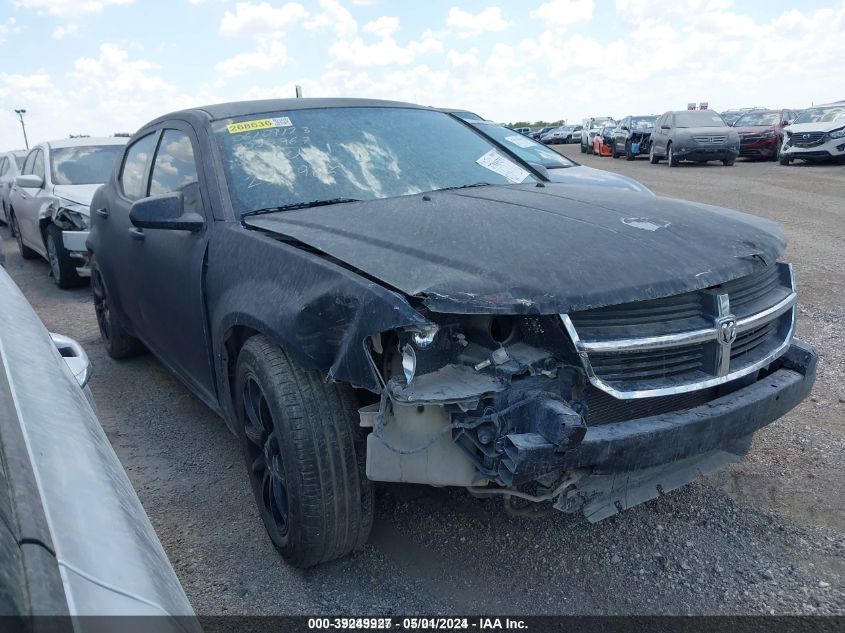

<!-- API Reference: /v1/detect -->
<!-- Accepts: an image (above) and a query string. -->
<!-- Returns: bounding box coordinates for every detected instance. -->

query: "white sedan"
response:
[9,137,126,287]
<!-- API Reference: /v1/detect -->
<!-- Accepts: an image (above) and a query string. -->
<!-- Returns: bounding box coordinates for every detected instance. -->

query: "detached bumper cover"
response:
[502,340,817,485]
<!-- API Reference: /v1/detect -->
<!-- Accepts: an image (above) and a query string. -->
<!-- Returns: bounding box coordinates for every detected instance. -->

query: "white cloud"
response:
[219,1,308,36]
[329,25,442,68]
[215,39,289,76]
[363,15,399,38]
[531,0,593,29]
[12,0,134,17]
[305,0,358,37]
[446,48,479,69]
[446,6,508,37]
[0,17,21,42]
[52,23,78,39]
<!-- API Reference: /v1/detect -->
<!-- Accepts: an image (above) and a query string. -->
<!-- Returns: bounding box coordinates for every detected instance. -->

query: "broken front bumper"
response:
[503,340,817,517]
[61,230,91,277]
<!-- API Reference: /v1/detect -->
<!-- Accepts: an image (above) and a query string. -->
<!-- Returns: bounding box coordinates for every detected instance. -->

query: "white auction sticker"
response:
[476,150,531,183]
[504,134,537,148]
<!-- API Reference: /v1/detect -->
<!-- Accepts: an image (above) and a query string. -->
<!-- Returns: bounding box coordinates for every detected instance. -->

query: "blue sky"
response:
[1,0,844,146]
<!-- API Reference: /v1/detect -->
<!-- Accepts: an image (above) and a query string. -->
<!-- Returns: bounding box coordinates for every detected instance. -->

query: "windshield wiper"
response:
[242,197,361,219]
[431,182,493,193]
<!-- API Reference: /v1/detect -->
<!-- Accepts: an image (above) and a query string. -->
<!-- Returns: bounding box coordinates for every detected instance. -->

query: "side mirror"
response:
[621,126,629,131]
[785,119,794,126]
[16,174,43,188]
[661,124,671,130]
[129,192,204,232]
[50,332,92,388]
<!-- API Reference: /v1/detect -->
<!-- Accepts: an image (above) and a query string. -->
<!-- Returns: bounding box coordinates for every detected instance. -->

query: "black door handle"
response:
[95,207,108,218]
[128,227,145,242]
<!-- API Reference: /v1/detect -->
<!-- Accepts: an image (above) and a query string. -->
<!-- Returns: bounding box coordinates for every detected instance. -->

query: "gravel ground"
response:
[1,150,842,615]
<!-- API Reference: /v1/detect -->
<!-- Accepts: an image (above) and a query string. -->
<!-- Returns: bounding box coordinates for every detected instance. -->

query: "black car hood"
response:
[245,184,786,315]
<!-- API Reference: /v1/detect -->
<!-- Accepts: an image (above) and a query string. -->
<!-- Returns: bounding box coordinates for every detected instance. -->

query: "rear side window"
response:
[0,158,7,176]
[120,133,157,200]
[149,130,201,213]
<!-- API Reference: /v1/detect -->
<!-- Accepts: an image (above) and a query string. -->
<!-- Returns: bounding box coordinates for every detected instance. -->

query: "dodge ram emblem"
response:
[717,318,738,346]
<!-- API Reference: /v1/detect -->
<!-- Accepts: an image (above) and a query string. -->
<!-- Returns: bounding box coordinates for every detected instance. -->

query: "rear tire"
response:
[11,213,37,259]
[46,224,85,289]
[235,336,373,568]
[91,259,146,358]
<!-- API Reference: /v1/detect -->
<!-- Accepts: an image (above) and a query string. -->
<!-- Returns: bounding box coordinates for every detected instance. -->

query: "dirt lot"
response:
[1,150,842,615]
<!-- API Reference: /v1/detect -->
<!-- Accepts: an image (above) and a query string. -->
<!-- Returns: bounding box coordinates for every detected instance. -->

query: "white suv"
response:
[780,103,845,165]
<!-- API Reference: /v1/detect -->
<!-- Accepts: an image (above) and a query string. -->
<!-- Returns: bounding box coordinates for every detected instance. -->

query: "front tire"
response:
[235,336,373,568]
[722,157,736,166]
[667,143,679,167]
[46,224,85,289]
[625,142,635,161]
[580,140,587,154]
[611,142,619,159]
[91,260,146,358]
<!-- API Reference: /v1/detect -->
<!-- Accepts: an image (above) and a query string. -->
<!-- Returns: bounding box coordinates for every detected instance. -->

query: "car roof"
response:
[143,98,428,131]
[43,137,128,150]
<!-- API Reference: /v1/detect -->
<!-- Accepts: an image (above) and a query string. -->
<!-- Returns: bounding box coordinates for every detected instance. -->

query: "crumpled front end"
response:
[51,198,92,277]
[361,262,817,520]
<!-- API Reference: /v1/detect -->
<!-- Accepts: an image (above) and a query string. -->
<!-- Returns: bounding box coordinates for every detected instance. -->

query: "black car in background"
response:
[649,110,740,166]
[610,115,657,160]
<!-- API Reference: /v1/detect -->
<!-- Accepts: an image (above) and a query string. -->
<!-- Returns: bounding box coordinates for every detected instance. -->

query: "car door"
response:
[127,125,216,404]
[15,149,48,256]
[0,158,9,221]
[97,131,160,329]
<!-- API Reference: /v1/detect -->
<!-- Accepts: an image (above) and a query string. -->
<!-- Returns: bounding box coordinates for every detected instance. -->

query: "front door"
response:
[127,125,216,405]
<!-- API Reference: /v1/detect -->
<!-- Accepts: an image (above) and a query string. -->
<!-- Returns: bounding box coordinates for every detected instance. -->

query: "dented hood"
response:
[245,183,786,314]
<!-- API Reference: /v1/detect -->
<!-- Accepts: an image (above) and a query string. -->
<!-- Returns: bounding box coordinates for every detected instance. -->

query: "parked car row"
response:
[0,97,818,577]
[563,103,845,167]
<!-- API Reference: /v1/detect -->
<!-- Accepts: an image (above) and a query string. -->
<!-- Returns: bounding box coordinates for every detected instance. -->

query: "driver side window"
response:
[149,130,202,214]
[21,151,36,175]
[32,151,45,181]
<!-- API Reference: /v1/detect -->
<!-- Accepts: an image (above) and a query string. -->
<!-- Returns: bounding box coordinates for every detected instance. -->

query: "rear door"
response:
[96,131,160,330]
[127,125,216,404]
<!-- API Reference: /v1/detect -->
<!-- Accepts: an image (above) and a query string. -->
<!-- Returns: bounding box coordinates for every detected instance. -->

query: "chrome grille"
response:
[791,132,826,147]
[693,135,727,144]
[562,263,796,399]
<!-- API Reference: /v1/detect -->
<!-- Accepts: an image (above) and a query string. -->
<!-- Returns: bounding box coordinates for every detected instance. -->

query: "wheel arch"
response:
[217,317,308,435]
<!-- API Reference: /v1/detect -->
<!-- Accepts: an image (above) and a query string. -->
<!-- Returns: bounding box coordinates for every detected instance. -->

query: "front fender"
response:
[207,224,428,402]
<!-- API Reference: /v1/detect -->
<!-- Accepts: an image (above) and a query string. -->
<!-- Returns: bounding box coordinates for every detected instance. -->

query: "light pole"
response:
[14,109,28,149]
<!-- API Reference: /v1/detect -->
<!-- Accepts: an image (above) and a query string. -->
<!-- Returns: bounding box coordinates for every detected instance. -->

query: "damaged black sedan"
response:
[87,99,817,567]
